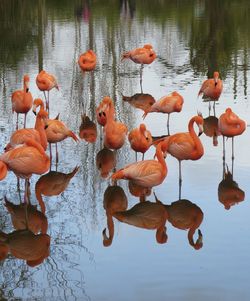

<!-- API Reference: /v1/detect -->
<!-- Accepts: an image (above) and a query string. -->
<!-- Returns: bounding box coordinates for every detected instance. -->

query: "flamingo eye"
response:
[146,137,149,140]
[103,112,106,117]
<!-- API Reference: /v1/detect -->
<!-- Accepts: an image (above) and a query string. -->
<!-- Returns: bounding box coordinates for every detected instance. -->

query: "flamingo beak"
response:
[198,124,204,137]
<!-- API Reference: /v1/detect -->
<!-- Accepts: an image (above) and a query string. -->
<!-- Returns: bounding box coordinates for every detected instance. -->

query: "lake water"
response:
[0,1,250,300]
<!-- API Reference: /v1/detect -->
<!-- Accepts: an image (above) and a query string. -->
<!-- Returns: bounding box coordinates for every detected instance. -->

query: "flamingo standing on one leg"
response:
[111,139,169,188]
[128,123,152,161]
[0,138,50,201]
[159,115,204,199]
[36,70,59,117]
[218,108,246,163]
[198,71,223,111]
[11,74,33,129]
[121,44,156,92]
[142,91,184,135]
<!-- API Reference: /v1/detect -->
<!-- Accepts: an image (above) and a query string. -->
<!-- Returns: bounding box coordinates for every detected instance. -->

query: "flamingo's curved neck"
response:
[188,118,204,159]
[34,112,48,150]
[155,143,167,175]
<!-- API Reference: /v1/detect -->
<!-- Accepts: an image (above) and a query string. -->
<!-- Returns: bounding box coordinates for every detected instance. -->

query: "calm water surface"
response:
[0,1,250,300]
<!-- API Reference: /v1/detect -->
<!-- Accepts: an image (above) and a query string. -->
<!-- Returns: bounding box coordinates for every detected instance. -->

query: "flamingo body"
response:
[198,71,223,100]
[78,50,97,71]
[36,70,58,92]
[122,44,156,65]
[128,123,152,154]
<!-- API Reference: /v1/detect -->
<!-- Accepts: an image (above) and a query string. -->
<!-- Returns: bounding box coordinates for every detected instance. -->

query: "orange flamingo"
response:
[79,114,97,143]
[5,99,48,151]
[164,198,203,250]
[218,108,246,161]
[111,139,169,188]
[0,138,50,201]
[161,115,204,195]
[35,166,79,213]
[4,197,48,234]
[96,147,116,178]
[122,44,156,91]
[198,71,223,111]
[103,98,127,150]
[102,185,128,247]
[36,70,59,116]
[11,74,33,129]
[128,180,152,202]
[143,91,184,135]
[45,118,79,164]
[0,229,50,267]
[114,199,168,244]
[96,96,115,127]
[78,50,97,72]
[128,123,152,160]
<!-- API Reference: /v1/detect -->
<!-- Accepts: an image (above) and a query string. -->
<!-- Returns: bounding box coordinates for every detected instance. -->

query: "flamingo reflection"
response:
[0,229,50,267]
[79,114,97,143]
[5,197,48,234]
[128,180,151,202]
[122,93,155,113]
[114,198,168,244]
[102,185,128,247]
[96,147,116,178]
[35,166,79,213]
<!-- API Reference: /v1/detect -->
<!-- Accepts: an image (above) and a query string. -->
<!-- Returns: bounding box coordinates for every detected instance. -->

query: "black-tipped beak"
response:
[198,131,203,137]
[26,88,29,92]
[33,111,37,116]
[45,124,49,129]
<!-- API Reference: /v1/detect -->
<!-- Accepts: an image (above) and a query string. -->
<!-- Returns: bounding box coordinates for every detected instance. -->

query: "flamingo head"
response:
[193,229,203,250]
[102,228,112,247]
[195,115,204,136]
[0,161,8,181]
[143,44,153,50]
[23,74,30,92]
[213,71,220,86]
[156,227,168,244]
[32,98,45,115]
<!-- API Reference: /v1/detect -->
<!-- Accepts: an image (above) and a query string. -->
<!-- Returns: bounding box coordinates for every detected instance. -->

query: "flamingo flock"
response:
[0,44,247,265]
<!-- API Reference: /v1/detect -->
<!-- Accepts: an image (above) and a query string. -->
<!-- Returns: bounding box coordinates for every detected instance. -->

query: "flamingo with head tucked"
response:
[218,108,246,161]
[78,50,97,72]
[11,74,33,129]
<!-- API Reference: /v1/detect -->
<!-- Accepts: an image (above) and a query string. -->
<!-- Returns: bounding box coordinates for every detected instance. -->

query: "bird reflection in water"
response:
[162,195,203,250]
[218,161,245,210]
[96,147,116,178]
[128,180,152,202]
[35,166,79,213]
[102,184,128,247]
[0,229,50,267]
[199,111,220,147]
[79,114,97,143]
[4,197,48,234]
[122,93,155,113]
[114,195,168,244]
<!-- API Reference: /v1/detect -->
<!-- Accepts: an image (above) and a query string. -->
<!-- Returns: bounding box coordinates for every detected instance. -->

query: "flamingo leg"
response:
[140,64,144,93]
[47,91,50,118]
[178,160,182,200]
[55,142,58,164]
[135,151,137,162]
[24,112,27,129]
[43,91,48,110]
[142,152,144,161]
[16,113,19,130]
[213,101,216,116]
[49,143,52,170]
[24,179,30,203]
[17,177,22,203]
[167,113,170,135]
[232,137,234,176]
[222,136,225,161]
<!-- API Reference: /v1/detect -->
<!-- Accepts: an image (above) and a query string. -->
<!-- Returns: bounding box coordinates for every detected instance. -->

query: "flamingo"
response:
[35,166,79,213]
[218,108,246,161]
[202,114,220,147]
[143,91,184,135]
[111,139,169,188]
[4,197,48,234]
[11,74,33,129]
[198,71,223,110]
[79,114,97,143]
[96,96,115,127]
[0,138,50,201]
[163,198,203,250]
[96,147,117,178]
[45,118,79,164]
[78,50,97,72]
[122,44,156,91]
[160,115,204,197]
[128,180,152,202]
[102,185,128,247]
[114,199,168,244]
[36,70,59,116]
[103,98,127,150]
[128,123,152,160]
[0,229,50,267]
[5,99,48,151]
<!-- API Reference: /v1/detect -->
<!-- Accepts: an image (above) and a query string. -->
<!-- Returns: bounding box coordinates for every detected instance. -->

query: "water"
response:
[0,1,250,300]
